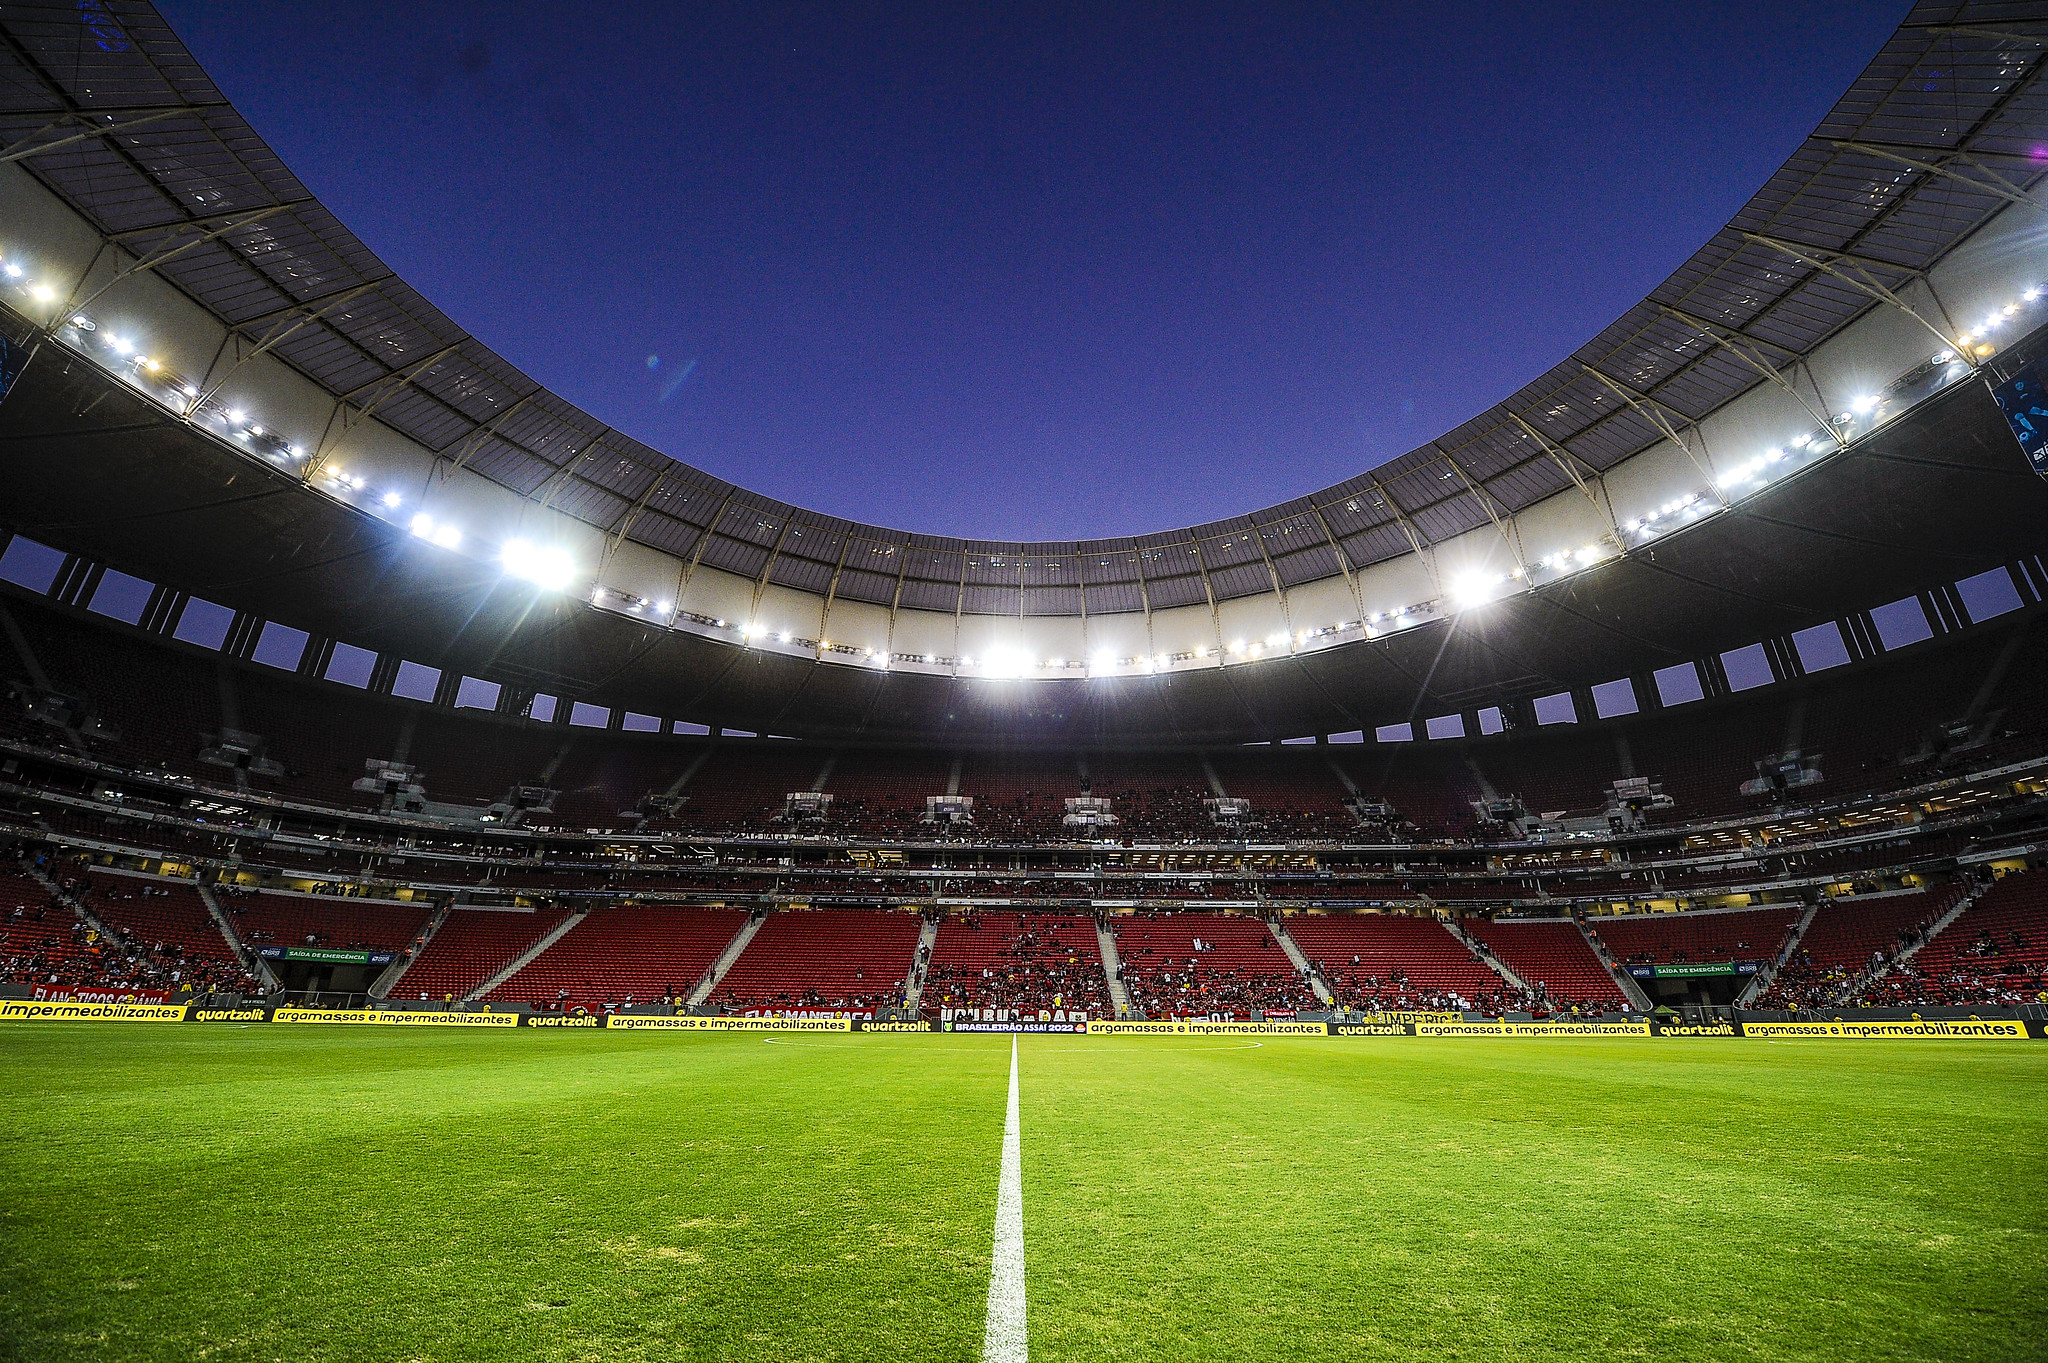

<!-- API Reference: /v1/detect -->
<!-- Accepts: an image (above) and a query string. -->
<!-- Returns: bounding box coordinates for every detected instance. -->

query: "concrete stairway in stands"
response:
[686,910,767,1005]
[195,882,275,991]
[465,910,586,1001]
[1269,916,1333,1006]
[904,917,939,1010]
[1737,900,1819,1006]
[1834,886,1977,1003]
[1574,915,1653,1010]
[25,862,120,948]
[371,902,448,999]
[1451,918,1535,996]
[1096,918,1133,1017]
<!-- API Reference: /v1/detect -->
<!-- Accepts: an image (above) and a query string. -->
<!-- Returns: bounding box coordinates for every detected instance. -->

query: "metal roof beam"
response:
[1740,232,1960,356]
[1577,366,1729,507]
[0,106,210,165]
[1830,139,2048,216]
[1658,305,1845,446]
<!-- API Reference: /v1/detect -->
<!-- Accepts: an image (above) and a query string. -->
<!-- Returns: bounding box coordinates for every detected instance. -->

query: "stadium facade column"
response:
[1569,686,1598,725]
[1917,585,1970,636]
[1837,611,1883,663]
[221,610,264,661]
[429,668,463,708]
[2008,558,2045,606]
[46,554,97,607]
[1760,636,1804,684]
[296,634,334,679]
[365,652,402,696]
[495,685,534,719]
[138,585,187,637]
[1627,674,1662,713]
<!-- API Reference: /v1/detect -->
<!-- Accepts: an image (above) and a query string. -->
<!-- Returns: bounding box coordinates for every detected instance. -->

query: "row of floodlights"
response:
[8,245,2043,663]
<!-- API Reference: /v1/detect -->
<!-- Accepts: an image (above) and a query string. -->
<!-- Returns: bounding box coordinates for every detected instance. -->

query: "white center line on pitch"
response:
[983,1034,1028,1363]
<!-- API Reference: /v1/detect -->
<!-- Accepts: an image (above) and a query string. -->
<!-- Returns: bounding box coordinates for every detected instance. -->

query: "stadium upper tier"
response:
[6,3,2048,745]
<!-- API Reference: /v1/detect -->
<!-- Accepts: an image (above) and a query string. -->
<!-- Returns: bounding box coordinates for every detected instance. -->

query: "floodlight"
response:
[383,492,402,508]
[500,538,575,590]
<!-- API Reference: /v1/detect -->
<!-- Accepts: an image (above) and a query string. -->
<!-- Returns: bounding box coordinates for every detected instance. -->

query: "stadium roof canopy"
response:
[3,1,2048,744]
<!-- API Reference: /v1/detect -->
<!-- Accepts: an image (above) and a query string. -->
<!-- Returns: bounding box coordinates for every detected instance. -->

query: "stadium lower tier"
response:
[10,841,2044,1014]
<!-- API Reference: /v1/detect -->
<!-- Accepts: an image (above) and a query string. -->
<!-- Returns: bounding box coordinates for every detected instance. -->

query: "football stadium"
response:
[2,3,2047,1361]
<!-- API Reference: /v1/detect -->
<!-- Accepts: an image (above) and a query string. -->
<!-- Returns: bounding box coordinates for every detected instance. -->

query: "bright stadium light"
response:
[1449,571,1498,608]
[982,646,1028,679]
[500,538,576,590]
[383,491,403,508]
[432,525,461,549]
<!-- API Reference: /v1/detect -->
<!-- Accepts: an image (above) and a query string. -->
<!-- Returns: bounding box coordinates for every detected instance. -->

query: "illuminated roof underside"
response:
[3,1,2048,621]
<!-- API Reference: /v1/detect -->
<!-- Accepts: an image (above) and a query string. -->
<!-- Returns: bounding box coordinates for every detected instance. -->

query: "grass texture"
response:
[0,1026,2041,1362]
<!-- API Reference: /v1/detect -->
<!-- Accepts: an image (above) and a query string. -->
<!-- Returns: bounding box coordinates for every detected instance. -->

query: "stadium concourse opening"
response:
[3,3,2048,1362]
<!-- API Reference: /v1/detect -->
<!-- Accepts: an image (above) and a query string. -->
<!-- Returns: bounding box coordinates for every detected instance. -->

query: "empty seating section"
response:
[396,907,570,1001]
[923,911,1108,1015]
[1591,906,1800,966]
[488,906,747,1007]
[1114,912,1313,1016]
[712,908,922,1010]
[1463,919,1628,1007]
[220,892,432,952]
[1286,913,1503,1008]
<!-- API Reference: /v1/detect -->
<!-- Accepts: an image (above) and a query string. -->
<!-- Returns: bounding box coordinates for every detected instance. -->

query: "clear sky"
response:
[158,1,1909,542]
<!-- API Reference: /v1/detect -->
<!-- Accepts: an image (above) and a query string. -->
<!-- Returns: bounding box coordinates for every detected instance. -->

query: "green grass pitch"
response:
[0,1027,2042,1363]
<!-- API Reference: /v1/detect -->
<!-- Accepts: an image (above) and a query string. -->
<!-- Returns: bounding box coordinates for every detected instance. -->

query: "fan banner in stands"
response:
[1086,1019,1332,1036]
[257,947,396,966]
[1739,1018,2033,1040]
[1414,1019,1654,1037]
[269,1007,520,1027]
[854,1020,939,1032]
[605,1015,852,1032]
[0,999,188,1022]
[946,1019,1091,1034]
[737,1007,875,1020]
[30,985,172,1003]
[1359,1010,1462,1025]
[185,1005,274,1023]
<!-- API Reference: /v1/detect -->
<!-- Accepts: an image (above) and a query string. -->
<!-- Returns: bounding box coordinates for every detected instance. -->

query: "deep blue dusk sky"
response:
[158,2,1908,541]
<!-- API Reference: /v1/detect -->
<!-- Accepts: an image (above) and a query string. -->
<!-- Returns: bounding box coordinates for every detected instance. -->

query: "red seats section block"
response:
[1590,905,1801,967]
[922,911,1109,1016]
[219,891,432,954]
[1463,919,1628,1007]
[489,906,748,1009]
[1286,913,1503,1009]
[1113,912,1314,1017]
[396,907,570,1002]
[712,908,922,1011]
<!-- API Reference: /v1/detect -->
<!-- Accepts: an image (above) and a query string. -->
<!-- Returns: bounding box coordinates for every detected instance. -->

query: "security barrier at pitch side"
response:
[2,1004,2043,1038]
